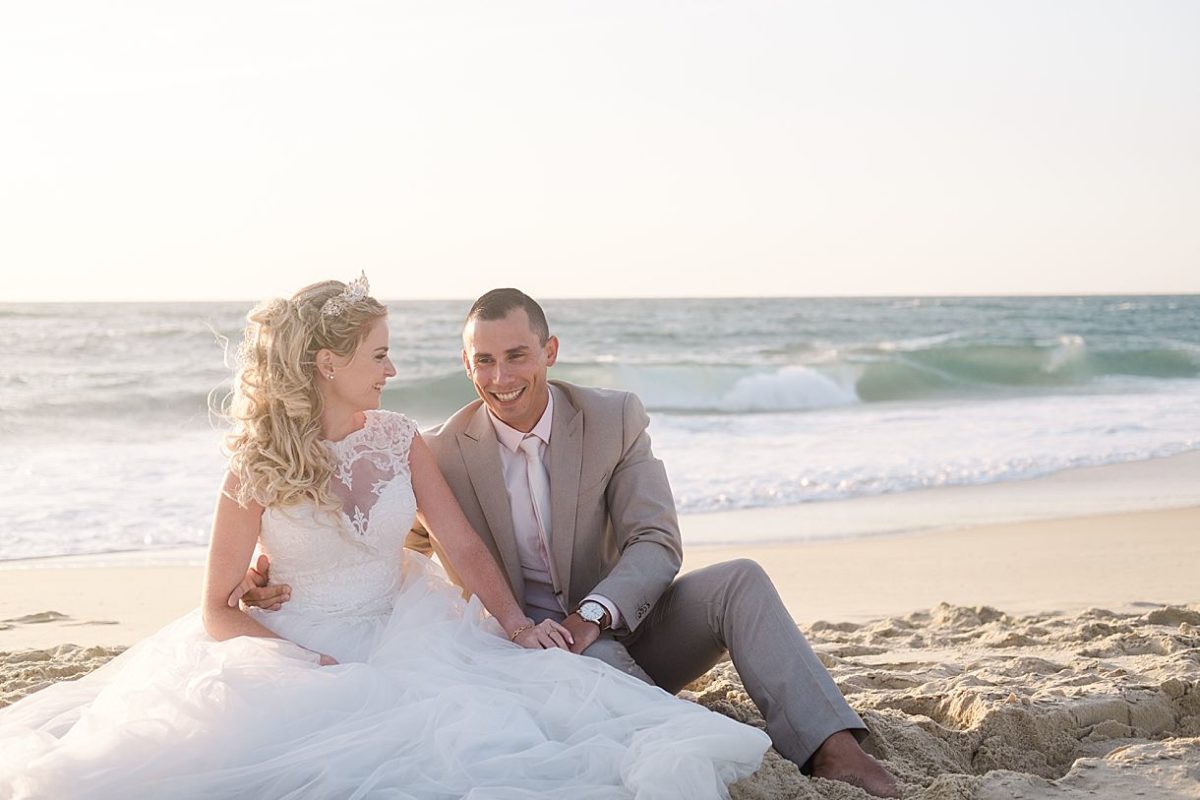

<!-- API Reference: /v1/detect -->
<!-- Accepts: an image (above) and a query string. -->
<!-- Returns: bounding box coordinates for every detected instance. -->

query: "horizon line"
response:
[3,290,1199,305]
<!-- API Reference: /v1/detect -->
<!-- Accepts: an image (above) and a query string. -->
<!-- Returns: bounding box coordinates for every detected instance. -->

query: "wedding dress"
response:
[0,410,768,799]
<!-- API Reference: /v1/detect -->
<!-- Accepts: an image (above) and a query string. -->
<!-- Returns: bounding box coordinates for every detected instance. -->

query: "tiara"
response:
[321,272,370,317]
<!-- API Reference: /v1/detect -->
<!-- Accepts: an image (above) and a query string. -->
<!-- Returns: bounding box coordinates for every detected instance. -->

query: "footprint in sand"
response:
[2,611,71,625]
[0,612,118,628]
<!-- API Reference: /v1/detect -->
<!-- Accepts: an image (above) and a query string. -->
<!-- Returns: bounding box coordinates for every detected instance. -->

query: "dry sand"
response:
[713,600,1200,799]
[4,600,1197,799]
[2,463,1198,798]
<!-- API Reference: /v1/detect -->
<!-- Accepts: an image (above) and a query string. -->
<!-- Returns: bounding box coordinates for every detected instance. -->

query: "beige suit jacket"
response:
[406,381,682,631]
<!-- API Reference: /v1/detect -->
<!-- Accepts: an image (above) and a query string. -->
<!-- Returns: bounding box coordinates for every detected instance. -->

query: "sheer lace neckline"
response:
[320,411,417,540]
[323,412,374,451]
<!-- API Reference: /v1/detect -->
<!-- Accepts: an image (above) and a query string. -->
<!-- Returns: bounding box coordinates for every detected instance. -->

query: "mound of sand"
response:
[0,642,126,709]
[3,604,1198,798]
[699,602,1200,799]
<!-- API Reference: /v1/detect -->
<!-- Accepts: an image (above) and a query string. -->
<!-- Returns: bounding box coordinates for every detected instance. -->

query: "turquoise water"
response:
[1,295,1198,558]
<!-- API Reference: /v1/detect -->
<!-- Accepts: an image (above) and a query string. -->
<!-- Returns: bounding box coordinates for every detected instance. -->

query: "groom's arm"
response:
[587,392,683,633]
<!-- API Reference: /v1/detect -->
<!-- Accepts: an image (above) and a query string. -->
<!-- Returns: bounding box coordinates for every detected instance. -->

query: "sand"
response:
[4,601,1197,799]
[715,600,1200,799]
[2,458,1199,798]
[683,506,1200,623]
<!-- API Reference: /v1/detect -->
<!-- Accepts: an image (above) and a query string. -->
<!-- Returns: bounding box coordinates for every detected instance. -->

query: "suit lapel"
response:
[547,385,582,605]
[458,407,525,602]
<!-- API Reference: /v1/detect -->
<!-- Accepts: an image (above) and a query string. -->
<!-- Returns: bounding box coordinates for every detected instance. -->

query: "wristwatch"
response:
[575,600,611,631]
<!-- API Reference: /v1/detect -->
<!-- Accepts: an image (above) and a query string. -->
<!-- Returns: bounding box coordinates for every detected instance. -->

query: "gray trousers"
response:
[532,559,865,767]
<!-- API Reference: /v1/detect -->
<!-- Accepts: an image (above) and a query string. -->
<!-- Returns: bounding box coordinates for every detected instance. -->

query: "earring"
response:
[326,372,335,380]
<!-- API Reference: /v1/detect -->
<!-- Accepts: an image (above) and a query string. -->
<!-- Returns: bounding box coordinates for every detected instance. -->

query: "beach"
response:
[5,0,1199,786]
[5,0,1199,791]
[3,455,1198,799]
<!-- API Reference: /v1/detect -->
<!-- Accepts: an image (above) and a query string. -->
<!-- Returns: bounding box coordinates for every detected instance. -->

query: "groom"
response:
[245,289,898,797]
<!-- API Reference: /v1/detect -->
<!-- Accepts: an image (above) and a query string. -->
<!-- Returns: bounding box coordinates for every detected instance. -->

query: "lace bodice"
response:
[257,410,419,617]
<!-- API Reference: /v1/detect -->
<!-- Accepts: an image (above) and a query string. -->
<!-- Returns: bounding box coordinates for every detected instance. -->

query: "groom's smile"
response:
[492,387,525,403]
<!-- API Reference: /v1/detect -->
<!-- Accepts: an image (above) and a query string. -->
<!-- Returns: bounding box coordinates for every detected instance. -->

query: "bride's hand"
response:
[513,619,574,651]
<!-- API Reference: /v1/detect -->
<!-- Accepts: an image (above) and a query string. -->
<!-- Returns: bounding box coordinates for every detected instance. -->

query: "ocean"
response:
[2,295,1198,561]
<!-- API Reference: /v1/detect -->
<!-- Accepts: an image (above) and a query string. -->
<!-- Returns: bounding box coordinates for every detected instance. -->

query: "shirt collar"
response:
[487,388,554,453]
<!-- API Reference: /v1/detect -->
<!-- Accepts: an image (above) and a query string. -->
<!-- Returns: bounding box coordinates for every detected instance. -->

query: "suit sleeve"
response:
[405,517,435,557]
[588,392,683,632]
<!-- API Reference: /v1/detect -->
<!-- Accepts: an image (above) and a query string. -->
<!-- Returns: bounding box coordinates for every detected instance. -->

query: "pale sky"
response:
[2,1,1198,301]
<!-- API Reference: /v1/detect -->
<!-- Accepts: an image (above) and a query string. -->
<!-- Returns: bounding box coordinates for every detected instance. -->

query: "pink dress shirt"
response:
[487,391,621,627]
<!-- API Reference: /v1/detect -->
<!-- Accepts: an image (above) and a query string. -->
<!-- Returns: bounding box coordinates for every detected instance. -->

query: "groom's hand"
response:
[563,613,601,655]
[228,554,291,610]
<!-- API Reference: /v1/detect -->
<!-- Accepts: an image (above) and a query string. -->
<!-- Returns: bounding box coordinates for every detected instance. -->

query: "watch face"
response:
[579,603,604,623]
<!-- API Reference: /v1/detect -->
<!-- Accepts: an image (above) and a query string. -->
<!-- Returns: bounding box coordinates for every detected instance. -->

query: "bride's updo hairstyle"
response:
[224,278,387,510]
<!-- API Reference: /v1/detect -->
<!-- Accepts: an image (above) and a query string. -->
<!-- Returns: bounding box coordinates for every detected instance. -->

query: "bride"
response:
[0,276,769,799]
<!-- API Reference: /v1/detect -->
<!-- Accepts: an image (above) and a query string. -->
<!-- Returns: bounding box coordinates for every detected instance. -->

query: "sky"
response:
[2,1,1198,301]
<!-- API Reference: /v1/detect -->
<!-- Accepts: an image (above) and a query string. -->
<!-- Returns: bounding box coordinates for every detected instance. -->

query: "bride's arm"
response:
[200,472,332,663]
[408,437,572,650]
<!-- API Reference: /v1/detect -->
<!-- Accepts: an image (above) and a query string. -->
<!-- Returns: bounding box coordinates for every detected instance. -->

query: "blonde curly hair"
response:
[223,279,387,509]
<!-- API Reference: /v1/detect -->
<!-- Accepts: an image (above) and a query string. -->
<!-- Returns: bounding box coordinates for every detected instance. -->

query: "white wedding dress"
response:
[0,410,768,799]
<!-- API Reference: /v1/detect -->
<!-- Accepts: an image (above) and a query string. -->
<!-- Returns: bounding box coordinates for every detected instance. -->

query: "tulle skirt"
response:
[0,555,768,799]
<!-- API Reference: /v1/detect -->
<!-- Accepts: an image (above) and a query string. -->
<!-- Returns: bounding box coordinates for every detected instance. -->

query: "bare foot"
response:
[809,730,901,798]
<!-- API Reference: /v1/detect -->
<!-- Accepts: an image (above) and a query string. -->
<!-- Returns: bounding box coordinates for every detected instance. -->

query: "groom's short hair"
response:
[465,288,550,345]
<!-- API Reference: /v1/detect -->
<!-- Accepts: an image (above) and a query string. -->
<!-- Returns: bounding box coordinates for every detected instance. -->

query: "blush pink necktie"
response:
[518,436,554,563]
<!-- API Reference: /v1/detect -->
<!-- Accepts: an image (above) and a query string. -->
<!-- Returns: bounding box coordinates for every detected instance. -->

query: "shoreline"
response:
[2,449,1196,650]
[682,448,1200,546]
[5,448,1200,571]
